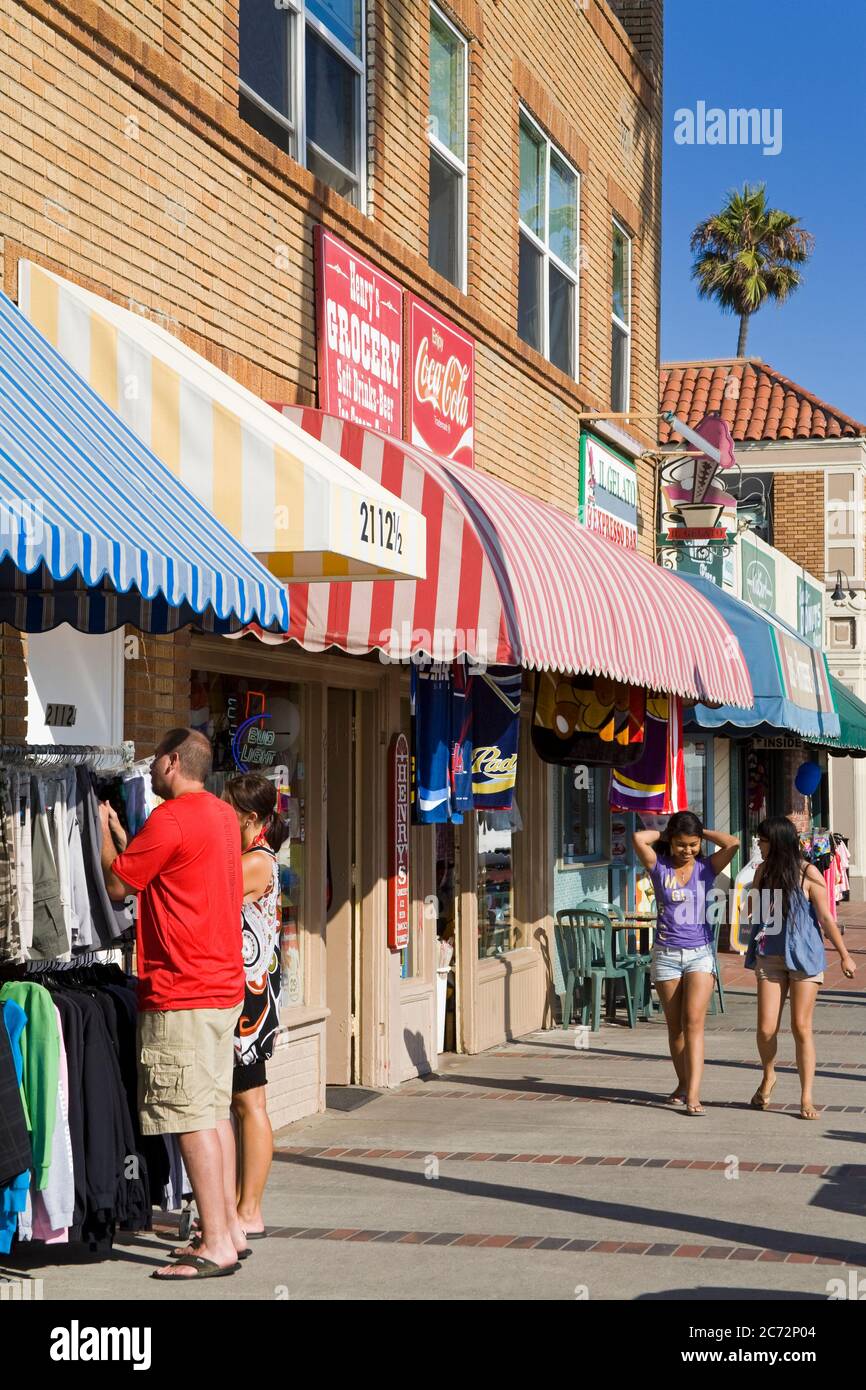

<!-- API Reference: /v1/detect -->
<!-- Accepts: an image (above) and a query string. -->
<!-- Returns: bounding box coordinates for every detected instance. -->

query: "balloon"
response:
[794,762,823,796]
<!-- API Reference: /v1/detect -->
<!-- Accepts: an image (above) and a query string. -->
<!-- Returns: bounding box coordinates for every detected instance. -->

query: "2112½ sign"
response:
[360,501,403,555]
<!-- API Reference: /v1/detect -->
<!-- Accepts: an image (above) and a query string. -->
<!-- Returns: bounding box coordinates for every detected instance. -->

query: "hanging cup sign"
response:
[388,733,411,950]
[408,295,475,466]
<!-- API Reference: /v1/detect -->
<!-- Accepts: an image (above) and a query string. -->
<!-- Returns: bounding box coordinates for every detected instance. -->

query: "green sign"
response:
[797,576,823,647]
[741,537,776,613]
[676,543,724,586]
[578,432,638,549]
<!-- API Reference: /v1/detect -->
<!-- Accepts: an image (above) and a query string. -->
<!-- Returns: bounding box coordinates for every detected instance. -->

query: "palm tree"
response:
[690,184,814,356]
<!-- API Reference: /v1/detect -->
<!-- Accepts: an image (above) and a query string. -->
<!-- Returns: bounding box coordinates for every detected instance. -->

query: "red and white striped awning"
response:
[256,409,752,706]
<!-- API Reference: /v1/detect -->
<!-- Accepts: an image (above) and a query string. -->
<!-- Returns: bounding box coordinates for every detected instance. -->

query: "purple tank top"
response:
[649,852,716,949]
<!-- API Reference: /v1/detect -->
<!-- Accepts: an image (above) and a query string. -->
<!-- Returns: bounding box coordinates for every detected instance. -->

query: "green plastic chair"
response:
[555,908,636,1030]
[708,917,727,1016]
[579,900,655,1020]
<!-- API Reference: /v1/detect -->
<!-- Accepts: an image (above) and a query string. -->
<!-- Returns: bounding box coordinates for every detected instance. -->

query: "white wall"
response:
[26,626,125,745]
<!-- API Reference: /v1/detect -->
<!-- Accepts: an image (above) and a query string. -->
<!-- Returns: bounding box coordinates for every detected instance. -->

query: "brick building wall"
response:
[772,472,826,579]
[1,0,662,543]
[0,627,28,743]
[122,627,192,754]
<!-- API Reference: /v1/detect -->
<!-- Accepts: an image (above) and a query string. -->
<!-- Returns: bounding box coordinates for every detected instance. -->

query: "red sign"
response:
[388,733,411,950]
[315,226,403,437]
[408,295,474,466]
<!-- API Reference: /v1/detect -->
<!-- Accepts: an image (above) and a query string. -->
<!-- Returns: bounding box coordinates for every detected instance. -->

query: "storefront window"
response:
[558,765,605,864]
[190,670,306,1006]
[477,817,515,958]
[683,739,707,823]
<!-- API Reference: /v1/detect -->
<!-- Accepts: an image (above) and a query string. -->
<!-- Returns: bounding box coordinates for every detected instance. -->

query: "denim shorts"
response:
[651,945,716,983]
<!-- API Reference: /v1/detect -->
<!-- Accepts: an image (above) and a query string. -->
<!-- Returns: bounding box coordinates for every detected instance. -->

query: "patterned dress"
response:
[234,845,281,1067]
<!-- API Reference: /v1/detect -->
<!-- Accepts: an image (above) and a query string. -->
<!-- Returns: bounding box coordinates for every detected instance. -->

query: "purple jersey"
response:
[649,852,716,949]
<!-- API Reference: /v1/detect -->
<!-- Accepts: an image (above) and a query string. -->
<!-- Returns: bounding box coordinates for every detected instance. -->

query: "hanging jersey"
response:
[471,667,521,811]
[411,663,451,823]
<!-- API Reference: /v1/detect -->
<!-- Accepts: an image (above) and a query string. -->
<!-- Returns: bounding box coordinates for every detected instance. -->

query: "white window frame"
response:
[427,2,468,292]
[825,467,864,584]
[611,217,632,413]
[517,107,580,380]
[239,0,367,212]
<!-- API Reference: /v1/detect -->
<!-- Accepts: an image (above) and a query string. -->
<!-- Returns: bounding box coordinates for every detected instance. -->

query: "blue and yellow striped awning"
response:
[19,263,426,584]
[0,289,290,633]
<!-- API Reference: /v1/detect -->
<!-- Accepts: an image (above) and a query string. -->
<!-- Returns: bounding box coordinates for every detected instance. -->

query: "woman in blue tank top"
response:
[746,816,856,1119]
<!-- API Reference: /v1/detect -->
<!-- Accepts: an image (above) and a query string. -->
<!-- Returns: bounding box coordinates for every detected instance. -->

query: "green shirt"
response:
[0,981,60,1189]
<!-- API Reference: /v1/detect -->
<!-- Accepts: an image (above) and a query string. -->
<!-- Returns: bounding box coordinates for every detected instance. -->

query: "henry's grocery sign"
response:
[408,295,474,467]
[578,432,638,549]
[315,227,403,437]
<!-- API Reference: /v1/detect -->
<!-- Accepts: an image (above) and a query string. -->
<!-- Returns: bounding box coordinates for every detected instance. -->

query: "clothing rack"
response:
[0,742,135,772]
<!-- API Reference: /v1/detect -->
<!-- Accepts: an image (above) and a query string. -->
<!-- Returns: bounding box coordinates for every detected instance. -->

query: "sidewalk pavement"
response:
[3,934,864,1301]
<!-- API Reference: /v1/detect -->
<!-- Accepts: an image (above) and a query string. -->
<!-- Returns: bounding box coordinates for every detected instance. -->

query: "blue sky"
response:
[662,0,866,420]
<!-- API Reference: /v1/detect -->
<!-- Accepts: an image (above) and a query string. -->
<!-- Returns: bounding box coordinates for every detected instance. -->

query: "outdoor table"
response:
[621,914,656,955]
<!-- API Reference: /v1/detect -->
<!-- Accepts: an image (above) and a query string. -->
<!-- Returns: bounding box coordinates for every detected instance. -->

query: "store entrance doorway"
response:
[326,687,359,1085]
[435,823,460,1053]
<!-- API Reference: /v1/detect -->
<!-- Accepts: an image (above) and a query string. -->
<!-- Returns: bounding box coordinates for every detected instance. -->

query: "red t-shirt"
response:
[113,791,244,1012]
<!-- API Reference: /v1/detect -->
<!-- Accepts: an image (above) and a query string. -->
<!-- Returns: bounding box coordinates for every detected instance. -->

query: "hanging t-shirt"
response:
[450,662,474,819]
[411,663,452,824]
[471,668,522,811]
[113,791,243,1012]
[649,852,716,950]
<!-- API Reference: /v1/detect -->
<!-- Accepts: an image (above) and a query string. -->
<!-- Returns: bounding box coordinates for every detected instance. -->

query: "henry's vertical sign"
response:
[315,227,403,437]
[408,295,475,467]
[388,733,411,950]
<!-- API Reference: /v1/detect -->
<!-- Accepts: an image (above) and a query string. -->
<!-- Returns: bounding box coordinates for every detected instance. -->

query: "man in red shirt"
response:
[101,727,246,1281]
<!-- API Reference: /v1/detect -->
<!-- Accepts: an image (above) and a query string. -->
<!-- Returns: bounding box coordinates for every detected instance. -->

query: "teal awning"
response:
[680,575,840,740]
[806,675,866,758]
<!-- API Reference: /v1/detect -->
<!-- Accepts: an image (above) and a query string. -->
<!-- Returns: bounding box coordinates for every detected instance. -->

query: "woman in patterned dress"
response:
[224,773,288,1238]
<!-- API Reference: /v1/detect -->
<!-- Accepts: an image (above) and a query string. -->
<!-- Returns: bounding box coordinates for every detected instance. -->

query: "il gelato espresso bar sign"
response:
[578,432,638,549]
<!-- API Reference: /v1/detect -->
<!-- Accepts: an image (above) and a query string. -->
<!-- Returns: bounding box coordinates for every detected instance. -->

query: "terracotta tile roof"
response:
[659,359,866,445]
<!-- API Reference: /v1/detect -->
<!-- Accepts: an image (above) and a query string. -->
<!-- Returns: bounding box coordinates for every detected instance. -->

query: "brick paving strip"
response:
[278,1145,864,1178]
[485,1050,866,1069]
[263,1224,852,1266]
[390,1085,866,1114]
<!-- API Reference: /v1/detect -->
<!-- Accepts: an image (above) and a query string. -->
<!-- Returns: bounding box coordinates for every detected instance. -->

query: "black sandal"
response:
[152,1256,241,1280]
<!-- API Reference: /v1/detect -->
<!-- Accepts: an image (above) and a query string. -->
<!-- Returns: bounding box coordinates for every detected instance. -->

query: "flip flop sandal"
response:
[750,1085,776,1110]
[685,1104,706,1116]
[169,1236,252,1261]
[152,1256,241,1281]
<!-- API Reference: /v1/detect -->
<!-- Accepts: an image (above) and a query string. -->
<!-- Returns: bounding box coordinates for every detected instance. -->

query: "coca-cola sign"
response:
[315,226,403,437]
[408,295,474,466]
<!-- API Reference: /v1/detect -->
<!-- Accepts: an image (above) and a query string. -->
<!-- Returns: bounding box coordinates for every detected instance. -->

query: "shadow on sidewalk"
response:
[273,1152,866,1266]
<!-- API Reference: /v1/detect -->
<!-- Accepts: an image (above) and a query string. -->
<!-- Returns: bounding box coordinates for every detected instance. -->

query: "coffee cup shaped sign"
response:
[662,413,737,535]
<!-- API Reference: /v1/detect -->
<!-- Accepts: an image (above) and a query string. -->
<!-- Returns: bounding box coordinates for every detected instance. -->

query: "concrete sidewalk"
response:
[3,975,864,1301]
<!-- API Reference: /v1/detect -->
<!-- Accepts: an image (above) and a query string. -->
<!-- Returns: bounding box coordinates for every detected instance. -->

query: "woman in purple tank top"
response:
[634,811,739,1116]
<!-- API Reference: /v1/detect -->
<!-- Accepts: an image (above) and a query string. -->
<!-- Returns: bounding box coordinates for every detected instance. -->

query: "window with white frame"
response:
[611,219,631,412]
[428,5,467,289]
[239,0,365,208]
[826,470,863,583]
[517,110,579,377]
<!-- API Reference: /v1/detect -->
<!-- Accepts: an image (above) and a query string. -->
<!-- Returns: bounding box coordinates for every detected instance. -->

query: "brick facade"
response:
[772,472,826,579]
[122,626,192,755]
[0,626,28,743]
[1,0,663,738]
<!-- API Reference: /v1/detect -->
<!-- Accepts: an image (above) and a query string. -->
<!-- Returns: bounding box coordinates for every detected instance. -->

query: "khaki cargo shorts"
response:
[138,1004,242,1136]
